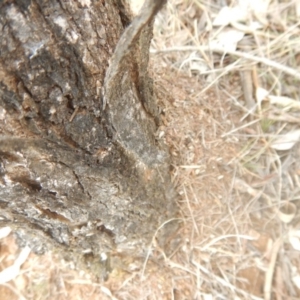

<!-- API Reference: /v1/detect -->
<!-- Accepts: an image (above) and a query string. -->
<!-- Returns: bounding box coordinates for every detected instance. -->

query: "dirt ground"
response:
[1,0,300,299]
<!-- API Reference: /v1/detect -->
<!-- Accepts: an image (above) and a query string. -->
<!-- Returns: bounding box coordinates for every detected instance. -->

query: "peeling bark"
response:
[0,0,176,273]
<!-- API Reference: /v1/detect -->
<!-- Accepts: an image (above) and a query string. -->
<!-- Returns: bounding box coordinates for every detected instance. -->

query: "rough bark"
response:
[0,0,176,273]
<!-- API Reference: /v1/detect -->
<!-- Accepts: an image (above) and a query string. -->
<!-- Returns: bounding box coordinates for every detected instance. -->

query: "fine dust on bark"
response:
[0,0,177,276]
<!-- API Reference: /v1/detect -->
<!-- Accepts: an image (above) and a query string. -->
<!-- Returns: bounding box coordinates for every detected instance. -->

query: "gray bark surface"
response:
[0,0,176,273]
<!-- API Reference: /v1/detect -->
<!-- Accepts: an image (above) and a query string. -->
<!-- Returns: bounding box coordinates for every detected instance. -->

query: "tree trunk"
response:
[0,0,176,272]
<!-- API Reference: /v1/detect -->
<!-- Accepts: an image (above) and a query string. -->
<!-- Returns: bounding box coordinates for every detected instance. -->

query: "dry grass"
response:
[1,0,300,299]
